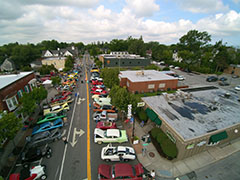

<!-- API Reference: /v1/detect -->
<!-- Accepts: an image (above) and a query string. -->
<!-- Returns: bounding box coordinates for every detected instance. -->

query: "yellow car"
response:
[44,103,70,116]
[50,99,73,108]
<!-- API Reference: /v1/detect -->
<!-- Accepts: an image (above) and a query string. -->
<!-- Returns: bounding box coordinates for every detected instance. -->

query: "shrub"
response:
[151,127,162,139]
[156,131,168,144]
[138,109,148,123]
[161,139,178,159]
[163,67,170,71]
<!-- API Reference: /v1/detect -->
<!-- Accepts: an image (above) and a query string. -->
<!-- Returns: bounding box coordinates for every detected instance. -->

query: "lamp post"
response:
[132,111,136,139]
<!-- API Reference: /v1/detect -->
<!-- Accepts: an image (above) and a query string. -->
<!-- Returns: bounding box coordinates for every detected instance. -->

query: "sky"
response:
[0,0,240,46]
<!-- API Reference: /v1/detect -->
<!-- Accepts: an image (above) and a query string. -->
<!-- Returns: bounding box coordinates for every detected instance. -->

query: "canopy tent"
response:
[42,79,52,85]
[209,131,228,143]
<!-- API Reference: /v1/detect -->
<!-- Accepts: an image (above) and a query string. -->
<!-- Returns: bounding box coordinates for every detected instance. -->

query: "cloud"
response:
[125,0,160,17]
[233,0,240,4]
[174,0,229,13]
[0,2,239,46]
[196,10,240,36]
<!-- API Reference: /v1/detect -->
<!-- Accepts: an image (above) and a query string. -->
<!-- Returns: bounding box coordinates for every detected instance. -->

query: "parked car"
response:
[96,122,117,130]
[91,86,104,92]
[51,94,71,103]
[19,145,52,165]
[94,128,128,144]
[90,89,108,95]
[178,75,185,81]
[232,75,239,78]
[219,77,227,81]
[94,98,112,107]
[9,165,47,180]
[206,76,218,82]
[37,113,66,124]
[93,111,118,122]
[219,81,230,86]
[93,105,118,113]
[92,80,104,86]
[98,163,144,180]
[235,85,240,91]
[43,103,69,116]
[92,94,109,99]
[50,99,73,107]
[101,144,135,162]
[26,129,62,147]
[32,118,63,135]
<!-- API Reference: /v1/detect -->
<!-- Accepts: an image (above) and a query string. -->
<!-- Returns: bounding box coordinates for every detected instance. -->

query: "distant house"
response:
[0,58,15,71]
[172,50,183,62]
[146,50,152,58]
[30,59,42,69]
[41,57,66,71]
[42,46,78,58]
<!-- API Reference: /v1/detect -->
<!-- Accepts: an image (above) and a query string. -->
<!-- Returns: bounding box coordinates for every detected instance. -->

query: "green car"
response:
[37,113,66,124]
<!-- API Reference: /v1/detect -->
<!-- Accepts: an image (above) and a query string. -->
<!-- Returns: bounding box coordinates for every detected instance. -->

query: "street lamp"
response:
[132,111,136,138]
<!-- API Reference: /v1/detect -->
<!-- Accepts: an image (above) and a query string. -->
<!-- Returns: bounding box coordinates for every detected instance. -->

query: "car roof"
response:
[114,163,134,177]
[106,129,119,137]
[94,128,104,137]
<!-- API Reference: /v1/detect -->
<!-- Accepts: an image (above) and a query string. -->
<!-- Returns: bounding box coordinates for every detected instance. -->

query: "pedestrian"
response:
[149,170,155,180]
[62,137,68,144]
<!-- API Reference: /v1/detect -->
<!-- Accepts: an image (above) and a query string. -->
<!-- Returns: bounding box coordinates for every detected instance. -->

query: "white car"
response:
[101,144,136,162]
[94,128,128,144]
[178,75,185,81]
[235,85,240,91]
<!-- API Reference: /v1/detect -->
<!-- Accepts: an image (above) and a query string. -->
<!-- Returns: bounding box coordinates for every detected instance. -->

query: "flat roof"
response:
[0,72,33,90]
[142,88,240,141]
[43,57,66,60]
[119,70,177,82]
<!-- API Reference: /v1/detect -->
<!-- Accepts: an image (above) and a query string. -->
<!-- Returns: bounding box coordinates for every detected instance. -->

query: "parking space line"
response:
[86,69,92,180]
[58,94,78,180]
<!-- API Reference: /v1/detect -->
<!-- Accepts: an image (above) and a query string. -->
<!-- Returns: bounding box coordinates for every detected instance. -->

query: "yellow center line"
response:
[86,69,91,180]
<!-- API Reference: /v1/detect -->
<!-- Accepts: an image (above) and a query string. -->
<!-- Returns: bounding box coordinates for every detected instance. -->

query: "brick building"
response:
[142,88,240,160]
[119,70,178,94]
[0,72,36,119]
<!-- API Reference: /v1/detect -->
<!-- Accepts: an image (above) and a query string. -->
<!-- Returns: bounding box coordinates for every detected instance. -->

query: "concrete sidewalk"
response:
[124,120,240,179]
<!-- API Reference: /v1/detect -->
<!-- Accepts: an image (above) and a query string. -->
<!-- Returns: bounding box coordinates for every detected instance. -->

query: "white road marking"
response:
[70,128,85,147]
[77,97,86,105]
[59,95,78,180]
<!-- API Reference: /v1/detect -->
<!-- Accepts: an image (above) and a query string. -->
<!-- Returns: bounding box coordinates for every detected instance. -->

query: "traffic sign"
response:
[137,102,145,107]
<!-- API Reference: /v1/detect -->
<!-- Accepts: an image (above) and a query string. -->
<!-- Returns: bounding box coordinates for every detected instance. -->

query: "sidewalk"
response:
[124,120,240,179]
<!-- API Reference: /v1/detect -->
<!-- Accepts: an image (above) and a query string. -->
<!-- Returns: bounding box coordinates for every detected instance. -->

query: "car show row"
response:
[89,65,145,180]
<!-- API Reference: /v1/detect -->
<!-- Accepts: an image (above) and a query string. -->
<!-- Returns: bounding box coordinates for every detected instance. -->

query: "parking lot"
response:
[168,67,240,95]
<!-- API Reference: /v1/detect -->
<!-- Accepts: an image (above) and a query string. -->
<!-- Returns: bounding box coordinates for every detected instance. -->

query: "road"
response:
[41,53,139,180]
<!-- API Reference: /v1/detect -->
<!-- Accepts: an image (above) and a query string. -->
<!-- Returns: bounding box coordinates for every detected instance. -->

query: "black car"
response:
[206,76,218,82]
[26,129,62,148]
[219,77,227,81]
[19,145,52,165]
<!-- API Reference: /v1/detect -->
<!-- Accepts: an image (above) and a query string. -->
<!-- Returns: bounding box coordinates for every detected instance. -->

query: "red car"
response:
[98,163,144,180]
[90,89,107,95]
[60,91,72,97]
[96,122,117,130]
[92,80,104,85]
[91,86,104,91]
[51,94,69,103]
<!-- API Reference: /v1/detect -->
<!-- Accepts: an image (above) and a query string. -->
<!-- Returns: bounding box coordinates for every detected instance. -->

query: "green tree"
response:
[101,68,119,89]
[51,76,61,86]
[31,86,48,105]
[0,111,22,147]
[19,92,36,116]
[64,56,74,72]
[39,65,57,75]
[110,86,130,112]
[127,36,146,57]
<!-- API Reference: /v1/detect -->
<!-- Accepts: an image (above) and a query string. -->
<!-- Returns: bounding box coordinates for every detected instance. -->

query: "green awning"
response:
[145,108,157,121]
[154,117,162,126]
[209,131,228,143]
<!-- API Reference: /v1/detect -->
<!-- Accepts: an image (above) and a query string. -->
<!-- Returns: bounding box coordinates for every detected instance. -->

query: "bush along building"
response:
[99,51,150,68]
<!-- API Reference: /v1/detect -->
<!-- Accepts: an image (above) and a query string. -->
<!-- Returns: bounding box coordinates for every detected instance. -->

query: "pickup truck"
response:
[93,111,118,122]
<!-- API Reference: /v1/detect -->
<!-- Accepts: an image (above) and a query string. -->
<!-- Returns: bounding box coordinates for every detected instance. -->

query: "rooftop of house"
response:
[42,57,67,61]
[100,53,146,59]
[119,70,177,82]
[142,87,240,141]
[0,71,33,90]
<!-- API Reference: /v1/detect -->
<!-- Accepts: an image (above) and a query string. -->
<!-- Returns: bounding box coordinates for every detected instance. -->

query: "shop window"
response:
[6,96,18,111]
[148,84,155,89]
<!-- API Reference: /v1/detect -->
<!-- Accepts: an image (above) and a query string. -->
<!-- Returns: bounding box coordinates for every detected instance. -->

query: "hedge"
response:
[150,127,178,159]
[138,110,148,123]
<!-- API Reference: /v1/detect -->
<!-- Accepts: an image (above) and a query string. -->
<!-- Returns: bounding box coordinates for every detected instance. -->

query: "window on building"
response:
[126,81,129,87]
[138,62,140,64]
[122,62,125,64]
[116,62,118,65]
[17,90,23,98]
[6,96,18,111]
[159,83,165,88]
[148,84,155,89]
[129,62,131,64]
[24,85,29,93]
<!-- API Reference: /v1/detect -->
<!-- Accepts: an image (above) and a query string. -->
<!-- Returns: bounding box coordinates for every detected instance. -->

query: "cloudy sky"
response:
[0,0,240,46]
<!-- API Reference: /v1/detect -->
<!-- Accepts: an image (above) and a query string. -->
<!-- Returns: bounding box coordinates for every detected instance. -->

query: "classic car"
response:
[101,144,136,162]
[32,118,63,135]
[43,103,69,116]
[94,128,128,144]
[37,113,66,124]
[96,122,117,130]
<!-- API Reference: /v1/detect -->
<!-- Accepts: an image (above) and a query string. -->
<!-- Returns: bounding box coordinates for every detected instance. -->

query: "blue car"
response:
[32,118,63,135]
